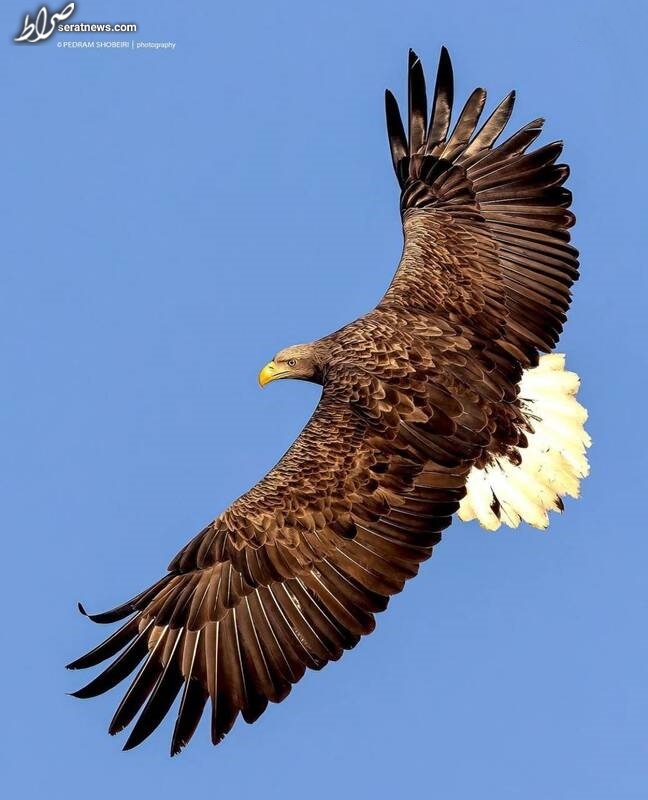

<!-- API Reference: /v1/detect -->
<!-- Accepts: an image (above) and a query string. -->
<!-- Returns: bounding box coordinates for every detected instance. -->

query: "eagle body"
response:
[69,48,589,754]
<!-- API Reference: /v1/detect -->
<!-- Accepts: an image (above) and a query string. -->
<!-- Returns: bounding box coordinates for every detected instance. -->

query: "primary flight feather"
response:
[68,47,589,754]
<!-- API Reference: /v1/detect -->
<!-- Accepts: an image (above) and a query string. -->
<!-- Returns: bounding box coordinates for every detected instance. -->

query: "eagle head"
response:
[258,343,325,386]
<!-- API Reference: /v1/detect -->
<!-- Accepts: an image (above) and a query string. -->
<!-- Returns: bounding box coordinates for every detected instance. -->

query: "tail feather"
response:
[458,354,590,530]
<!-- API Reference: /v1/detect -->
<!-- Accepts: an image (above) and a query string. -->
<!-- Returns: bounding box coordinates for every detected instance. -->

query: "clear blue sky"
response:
[3,0,647,797]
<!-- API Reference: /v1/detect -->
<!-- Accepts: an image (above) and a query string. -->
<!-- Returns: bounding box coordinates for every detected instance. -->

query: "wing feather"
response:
[426,46,454,151]
[408,50,428,154]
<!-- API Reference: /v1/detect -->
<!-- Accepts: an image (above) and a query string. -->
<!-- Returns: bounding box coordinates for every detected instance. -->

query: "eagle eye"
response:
[287,358,297,367]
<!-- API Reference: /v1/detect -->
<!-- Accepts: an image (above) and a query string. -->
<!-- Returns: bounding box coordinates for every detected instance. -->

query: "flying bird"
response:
[68,48,590,754]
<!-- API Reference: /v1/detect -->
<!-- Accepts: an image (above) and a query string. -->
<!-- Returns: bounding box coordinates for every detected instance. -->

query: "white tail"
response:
[458,354,590,530]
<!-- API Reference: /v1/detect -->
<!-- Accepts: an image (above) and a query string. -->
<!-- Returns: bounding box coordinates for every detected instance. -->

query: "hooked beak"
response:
[258,360,279,387]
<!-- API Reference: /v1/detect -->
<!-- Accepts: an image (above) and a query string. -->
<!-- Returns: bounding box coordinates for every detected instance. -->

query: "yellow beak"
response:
[258,360,278,387]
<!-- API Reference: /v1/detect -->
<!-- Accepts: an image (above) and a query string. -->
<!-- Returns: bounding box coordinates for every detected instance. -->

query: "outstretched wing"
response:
[382,48,578,367]
[69,378,482,754]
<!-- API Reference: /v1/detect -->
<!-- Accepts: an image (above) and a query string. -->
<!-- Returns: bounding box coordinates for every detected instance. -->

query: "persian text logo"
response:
[14,2,75,43]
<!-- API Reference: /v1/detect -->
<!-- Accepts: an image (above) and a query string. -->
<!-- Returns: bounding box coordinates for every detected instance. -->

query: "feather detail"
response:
[458,354,590,530]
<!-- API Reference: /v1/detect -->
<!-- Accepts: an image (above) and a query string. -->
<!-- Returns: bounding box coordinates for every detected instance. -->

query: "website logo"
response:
[14,2,75,44]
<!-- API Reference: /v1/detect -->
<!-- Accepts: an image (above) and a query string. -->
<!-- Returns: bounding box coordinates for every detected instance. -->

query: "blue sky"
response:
[3,0,647,797]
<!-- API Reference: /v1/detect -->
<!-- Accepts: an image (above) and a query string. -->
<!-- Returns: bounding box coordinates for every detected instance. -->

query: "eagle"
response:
[68,48,590,754]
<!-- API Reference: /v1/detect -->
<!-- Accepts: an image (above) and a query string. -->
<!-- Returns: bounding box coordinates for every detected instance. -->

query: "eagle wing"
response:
[69,372,483,754]
[381,48,578,368]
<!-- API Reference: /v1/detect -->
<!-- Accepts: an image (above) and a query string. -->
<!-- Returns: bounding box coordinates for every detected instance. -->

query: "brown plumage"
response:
[68,47,582,754]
